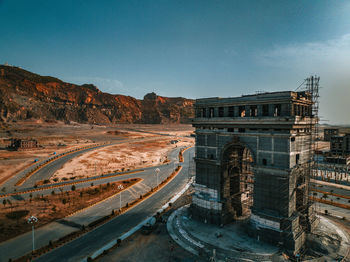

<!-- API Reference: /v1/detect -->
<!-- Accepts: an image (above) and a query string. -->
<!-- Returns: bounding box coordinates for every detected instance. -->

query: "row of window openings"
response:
[331,140,350,151]
[197,104,311,118]
[197,127,309,134]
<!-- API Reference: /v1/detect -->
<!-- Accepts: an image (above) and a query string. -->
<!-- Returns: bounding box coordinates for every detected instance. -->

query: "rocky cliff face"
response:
[0,65,194,124]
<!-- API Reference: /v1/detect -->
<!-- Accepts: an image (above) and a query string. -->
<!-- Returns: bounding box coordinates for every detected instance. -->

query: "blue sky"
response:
[1,0,350,124]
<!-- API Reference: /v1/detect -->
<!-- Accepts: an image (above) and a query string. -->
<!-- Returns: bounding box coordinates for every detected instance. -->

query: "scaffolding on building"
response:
[290,76,320,257]
[306,76,320,221]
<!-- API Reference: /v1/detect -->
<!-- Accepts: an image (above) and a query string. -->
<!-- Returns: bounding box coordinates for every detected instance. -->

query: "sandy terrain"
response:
[0,120,194,187]
[51,137,193,182]
[0,120,194,186]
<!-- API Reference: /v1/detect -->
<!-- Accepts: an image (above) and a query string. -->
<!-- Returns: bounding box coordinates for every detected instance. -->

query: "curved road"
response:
[1,136,165,192]
[33,147,194,262]
[0,146,194,262]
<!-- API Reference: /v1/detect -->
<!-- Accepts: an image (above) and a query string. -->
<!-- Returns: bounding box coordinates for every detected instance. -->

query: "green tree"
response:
[71,185,76,191]
[62,198,67,205]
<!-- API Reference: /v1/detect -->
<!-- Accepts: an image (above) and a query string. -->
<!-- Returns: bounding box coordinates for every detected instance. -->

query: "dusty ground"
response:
[0,178,140,243]
[51,138,193,182]
[97,187,203,262]
[0,120,194,186]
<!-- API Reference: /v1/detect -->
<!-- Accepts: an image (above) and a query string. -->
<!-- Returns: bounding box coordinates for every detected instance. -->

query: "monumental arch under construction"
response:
[191,77,319,254]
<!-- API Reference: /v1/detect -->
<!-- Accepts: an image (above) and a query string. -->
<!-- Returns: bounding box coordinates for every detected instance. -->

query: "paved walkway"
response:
[167,206,279,262]
[167,206,350,262]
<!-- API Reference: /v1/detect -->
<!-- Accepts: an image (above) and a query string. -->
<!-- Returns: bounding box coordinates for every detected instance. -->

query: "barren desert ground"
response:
[0,120,194,187]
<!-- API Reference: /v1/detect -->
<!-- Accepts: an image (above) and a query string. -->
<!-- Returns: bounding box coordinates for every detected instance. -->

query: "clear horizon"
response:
[1,0,350,124]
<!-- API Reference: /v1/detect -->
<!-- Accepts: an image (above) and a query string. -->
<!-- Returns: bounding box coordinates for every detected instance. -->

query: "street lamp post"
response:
[117,184,124,210]
[27,215,38,253]
[155,168,160,188]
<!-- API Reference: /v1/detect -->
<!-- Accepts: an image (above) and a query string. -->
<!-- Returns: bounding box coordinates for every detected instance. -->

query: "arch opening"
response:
[222,144,254,222]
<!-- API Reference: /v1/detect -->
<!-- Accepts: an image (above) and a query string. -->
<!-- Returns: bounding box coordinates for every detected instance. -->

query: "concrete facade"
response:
[331,134,350,156]
[324,128,339,141]
[191,91,317,254]
[9,138,38,150]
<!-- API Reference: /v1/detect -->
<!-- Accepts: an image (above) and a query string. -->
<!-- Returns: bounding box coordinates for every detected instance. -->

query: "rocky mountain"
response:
[0,65,194,125]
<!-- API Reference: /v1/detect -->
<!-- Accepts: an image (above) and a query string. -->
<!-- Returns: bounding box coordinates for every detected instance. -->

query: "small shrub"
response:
[6,210,29,220]
[43,179,50,184]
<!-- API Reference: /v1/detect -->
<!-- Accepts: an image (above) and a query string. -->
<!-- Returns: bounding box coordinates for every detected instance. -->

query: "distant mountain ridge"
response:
[0,65,194,124]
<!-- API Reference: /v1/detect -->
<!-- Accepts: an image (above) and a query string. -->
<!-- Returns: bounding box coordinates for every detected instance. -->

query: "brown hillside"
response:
[0,65,194,125]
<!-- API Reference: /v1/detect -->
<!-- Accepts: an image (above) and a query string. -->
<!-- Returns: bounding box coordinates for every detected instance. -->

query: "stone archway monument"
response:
[190,90,318,254]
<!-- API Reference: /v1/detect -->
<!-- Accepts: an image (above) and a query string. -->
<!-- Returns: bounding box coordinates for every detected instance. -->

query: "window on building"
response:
[202,108,207,118]
[228,128,234,132]
[209,107,214,118]
[218,107,224,117]
[262,159,267,165]
[228,106,234,117]
[262,104,269,116]
[274,104,281,116]
[238,128,245,133]
[250,105,257,117]
[296,154,300,165]
[239,106,245,117]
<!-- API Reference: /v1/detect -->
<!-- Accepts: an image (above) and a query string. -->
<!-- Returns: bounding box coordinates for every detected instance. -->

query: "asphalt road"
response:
[1,136,165,193]
[1,143,117,191]
[33,147,194,262]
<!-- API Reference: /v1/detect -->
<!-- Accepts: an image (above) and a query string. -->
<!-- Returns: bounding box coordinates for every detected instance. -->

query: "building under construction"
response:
[191,77,319,254]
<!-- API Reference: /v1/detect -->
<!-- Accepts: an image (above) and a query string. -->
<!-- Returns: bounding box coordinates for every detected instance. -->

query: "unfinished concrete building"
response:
[330,133,350,156]
[9,138,38,150]
[191,79,319,254]
[324,128,339,141]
